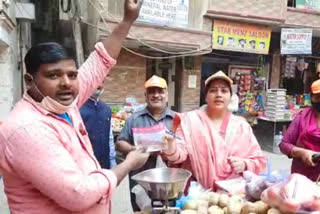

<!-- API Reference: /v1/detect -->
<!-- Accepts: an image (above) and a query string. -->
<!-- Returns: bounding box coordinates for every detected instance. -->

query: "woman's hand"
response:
[228,156,247,174]
[292,147,318,167]
[162,134,176,156]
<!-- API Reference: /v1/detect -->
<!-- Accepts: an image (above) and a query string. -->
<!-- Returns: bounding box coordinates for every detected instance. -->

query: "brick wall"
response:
[101,49,202,112]
[181,56,202,112]
[101,49,146,106]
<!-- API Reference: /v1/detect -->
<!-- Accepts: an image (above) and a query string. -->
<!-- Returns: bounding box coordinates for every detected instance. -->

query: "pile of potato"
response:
[181,192,282,214]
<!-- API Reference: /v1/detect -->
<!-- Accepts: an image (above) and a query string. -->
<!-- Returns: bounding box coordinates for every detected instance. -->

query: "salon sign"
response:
[212,20,271,55]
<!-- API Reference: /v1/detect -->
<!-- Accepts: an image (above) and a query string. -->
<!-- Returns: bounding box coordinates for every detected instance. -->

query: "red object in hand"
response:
[171,113,181,134]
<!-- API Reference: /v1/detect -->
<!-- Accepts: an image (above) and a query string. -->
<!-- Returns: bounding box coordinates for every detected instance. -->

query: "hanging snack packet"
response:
[132,122,167,152]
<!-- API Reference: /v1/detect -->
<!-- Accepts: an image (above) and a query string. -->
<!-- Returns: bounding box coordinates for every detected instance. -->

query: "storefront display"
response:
[111,97,146,133]
[229,65,265,118]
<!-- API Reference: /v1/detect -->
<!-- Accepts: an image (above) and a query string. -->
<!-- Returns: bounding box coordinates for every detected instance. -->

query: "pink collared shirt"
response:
[0,43,118,214]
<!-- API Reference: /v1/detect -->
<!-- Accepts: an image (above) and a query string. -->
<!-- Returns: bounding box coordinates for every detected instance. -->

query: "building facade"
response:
[83,0,319,112]
[0,0,33,121]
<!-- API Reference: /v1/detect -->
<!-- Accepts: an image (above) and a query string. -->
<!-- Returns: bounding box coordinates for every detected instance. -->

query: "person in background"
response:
[283,58,306,95]
[116,75,175,211]
[162,71,266,190]
[80,82,116,169]
[0,1,149,213]
[280,79,320,181]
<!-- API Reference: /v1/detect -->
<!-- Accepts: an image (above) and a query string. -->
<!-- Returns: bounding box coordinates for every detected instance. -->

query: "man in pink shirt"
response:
[0,0,149,213]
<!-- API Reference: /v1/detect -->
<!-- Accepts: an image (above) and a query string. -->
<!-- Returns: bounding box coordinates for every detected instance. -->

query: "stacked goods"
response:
[181,192,279,214]
[265,89,287,120]
[111,97,146,132]
[238,74,253,109]
[111,116,126,132]
[179,172,320,214]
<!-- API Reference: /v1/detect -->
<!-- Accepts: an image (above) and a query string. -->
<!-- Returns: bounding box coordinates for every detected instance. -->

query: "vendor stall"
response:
[133,167,320,214]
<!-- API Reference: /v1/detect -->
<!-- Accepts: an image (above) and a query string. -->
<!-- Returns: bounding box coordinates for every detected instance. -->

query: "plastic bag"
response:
[175,181,208,209]
[261,173,320,213]
[187,181,207,200]
[156,155,167,168]
[132,122,167,152]
[244,159,289,201]
[131,184,151,211]
[244,170,288,201]
[215,177,246,195]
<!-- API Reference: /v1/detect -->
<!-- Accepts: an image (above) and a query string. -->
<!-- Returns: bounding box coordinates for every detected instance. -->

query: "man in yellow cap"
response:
[116,75,175,211]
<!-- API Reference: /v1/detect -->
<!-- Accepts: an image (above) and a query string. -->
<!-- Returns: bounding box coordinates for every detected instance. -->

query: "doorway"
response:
[146,58,182,112]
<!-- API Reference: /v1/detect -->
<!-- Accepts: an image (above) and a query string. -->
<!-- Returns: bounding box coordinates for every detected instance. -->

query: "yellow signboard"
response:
[212,20,272,55]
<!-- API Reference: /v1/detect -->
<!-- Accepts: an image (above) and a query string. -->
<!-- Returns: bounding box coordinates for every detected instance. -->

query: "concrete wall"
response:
[208,0,286,22]
[285,8,320,28]
[0,0,19,121]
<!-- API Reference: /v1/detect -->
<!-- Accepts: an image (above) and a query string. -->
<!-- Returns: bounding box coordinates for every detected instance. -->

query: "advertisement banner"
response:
[296,0,320,11]
[212,20,271,55]
[280,28,312,55]
[137,0,189,28]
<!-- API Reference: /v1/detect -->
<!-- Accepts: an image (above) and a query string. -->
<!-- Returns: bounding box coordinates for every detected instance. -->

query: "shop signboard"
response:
[280,28,312,55]
[296,0,320,11]
[212,20,271,55]
[137,0,189,28]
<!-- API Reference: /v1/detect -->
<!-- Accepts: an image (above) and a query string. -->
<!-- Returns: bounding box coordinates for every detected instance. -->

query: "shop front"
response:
[255,29,320,152]
[201,19,272,125]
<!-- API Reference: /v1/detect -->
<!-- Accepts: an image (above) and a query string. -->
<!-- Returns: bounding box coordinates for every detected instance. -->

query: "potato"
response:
[223,206,229,214]
[208,205,220,212]
[200,191,211,201]
[181,210,197,214]
[227,199,244,214]
[208,192,220,206]
[254,201,269,214]
[208,205,224,214]
[183,200,198,210]
[267,208,281,214]
[219,194,230,208]
[240,202,258,214]
[197,200,209,214]
[229,195,244,204]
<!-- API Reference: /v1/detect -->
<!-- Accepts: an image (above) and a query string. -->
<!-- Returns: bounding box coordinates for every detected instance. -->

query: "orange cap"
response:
[311,79,320,94]
[144,75,168,89]
[205,71,233,88]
